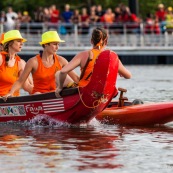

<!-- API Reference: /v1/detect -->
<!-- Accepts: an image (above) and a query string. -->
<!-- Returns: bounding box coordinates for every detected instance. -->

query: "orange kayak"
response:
[96,101,173,126]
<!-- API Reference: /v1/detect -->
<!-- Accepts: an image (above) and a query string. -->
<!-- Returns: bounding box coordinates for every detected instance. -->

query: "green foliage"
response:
[139,0,173,19]
[0,0,128,12]
[1,0,173,19]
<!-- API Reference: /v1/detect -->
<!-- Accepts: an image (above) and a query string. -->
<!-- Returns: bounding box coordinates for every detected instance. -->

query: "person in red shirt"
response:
[144,13,154,34]
[153,17,161,34]
[50,4,59,23]
[155,3,166,33]
[155,4,166,22]
[121,6,140,34]
[81,7,90,34]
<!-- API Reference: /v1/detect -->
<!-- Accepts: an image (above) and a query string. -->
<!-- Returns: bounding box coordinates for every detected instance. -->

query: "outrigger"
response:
[96,88,173,126]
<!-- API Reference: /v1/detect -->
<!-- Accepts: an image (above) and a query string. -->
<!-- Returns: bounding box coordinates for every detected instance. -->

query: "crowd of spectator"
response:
[1,3,173,35]
[145,3,173,34]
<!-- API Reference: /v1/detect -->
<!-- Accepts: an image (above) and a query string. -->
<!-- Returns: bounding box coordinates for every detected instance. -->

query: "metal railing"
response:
[1,22,173,48]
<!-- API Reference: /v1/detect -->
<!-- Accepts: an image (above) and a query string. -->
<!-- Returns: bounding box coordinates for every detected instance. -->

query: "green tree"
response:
[139,0,173,19]
[1,0,173,20]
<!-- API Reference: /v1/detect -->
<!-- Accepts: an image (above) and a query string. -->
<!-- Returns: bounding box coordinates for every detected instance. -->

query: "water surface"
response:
[0,65,173,173]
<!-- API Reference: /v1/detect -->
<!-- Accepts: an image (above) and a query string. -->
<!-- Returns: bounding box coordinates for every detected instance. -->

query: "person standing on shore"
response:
[3,30,79,100]
[55,27,131,97]
[0,30,33,97]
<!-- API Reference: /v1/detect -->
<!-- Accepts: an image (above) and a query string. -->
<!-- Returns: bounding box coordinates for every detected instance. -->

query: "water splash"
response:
[27,114,71,127]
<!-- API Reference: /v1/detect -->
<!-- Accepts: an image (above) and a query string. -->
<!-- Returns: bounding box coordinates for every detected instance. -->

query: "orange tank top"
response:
[32,54,62,94]
[78,49,101,87]
[104,14,114,24]
[0,51,20,96]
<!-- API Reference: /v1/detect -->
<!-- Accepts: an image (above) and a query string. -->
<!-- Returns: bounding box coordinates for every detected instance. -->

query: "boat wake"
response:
[28,114,72,127]
[28,114,100,128]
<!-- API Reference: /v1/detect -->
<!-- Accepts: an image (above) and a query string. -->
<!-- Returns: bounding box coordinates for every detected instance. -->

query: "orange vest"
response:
[0,51,20,96]
[32,54,62,94]
[78,49,101,87]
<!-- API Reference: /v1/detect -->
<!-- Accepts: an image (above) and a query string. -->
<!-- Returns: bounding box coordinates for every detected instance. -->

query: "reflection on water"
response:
[0,122,123,172]
[0,121,173,173]
[0,65,173,173]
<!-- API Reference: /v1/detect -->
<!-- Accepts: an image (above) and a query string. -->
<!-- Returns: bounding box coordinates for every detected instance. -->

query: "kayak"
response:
[96,88,173,126]
[96,101,173,126]
[0,50,118,124]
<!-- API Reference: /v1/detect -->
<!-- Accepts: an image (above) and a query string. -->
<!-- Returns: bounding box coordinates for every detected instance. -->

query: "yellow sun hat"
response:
[39,31,65,45]
[2,30,27,45]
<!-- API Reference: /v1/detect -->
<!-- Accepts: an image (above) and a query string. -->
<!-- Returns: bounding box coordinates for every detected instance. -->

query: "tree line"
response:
[1,0,173,20]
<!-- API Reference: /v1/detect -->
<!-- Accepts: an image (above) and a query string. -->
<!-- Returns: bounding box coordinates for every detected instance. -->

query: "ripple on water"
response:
[0,65,173,173]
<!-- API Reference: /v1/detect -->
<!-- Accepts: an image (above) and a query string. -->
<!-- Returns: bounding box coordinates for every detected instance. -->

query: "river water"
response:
[0,65,173,173]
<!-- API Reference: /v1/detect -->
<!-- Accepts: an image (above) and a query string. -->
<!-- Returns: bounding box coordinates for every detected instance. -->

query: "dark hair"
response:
[91,27,108,46]
[42,43,50,48]
[3,41,13,66]
[5,54,10,66]
[3,43,9,52]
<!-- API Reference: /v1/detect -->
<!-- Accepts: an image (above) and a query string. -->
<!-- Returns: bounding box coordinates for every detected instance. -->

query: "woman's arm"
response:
[58,53,84,86]
[0,54,2,66]
[19,59,33,94]
[118,60,132,79]
[55,52,85,96]
[68,70,80,84]
[59,55,80,84]
[60,57,79,83]
[22,74,33,94]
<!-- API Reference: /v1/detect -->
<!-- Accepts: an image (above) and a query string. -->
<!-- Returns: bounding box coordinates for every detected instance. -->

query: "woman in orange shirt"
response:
[55,27,132,97]
[103,8,115,24]
[3,30,79,99]
[0,30,33,97]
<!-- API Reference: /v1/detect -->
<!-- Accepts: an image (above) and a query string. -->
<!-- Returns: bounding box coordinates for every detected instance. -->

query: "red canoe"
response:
[0,50,118,124]
[96,101,173,126]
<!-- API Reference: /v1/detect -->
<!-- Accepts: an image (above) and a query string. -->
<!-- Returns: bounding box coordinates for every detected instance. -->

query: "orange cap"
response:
[0,33,4,44]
